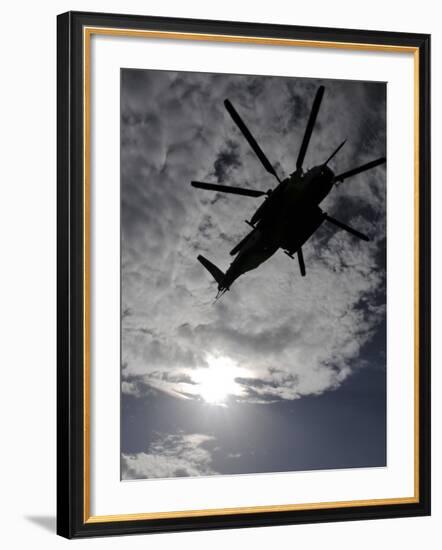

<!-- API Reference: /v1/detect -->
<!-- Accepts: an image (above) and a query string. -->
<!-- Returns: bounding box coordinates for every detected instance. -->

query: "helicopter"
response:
[191,85,386,299]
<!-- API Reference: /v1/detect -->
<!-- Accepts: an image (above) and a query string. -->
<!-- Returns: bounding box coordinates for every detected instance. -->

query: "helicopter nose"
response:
[319,165,334,180]
[323,165,333,176]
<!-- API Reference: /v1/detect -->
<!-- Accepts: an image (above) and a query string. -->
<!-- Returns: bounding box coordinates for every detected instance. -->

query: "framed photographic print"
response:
[57,11,431,538]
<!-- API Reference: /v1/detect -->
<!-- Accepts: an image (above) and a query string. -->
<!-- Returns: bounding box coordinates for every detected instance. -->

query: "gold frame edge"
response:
[82,27,421,524]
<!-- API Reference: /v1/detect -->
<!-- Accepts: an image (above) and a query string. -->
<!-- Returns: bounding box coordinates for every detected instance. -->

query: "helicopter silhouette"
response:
[191,85,385,299]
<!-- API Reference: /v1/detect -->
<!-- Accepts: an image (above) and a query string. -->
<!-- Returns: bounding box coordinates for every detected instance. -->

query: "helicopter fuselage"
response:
[221,165,335,290]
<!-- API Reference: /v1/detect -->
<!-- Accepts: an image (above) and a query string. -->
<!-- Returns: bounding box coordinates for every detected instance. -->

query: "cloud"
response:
[120,69,386,404]
[122,432,218,479]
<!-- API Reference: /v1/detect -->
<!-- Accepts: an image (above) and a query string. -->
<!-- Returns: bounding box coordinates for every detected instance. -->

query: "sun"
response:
[193,354,244,405]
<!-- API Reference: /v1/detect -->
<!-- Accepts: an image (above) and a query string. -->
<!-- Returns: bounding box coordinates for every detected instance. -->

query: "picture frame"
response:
[57,10,431,539]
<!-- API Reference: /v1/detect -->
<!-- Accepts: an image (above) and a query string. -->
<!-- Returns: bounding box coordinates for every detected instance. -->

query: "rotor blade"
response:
[296,85,325,170]
[324,214,370,241]
[191,181,266,197]
[224,99,280,181]
[334,157,386,182]
[324,140,346,165]
[297,248,306,277]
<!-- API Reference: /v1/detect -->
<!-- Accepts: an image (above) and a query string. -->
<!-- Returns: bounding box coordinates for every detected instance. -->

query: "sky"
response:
[120,68,387,480]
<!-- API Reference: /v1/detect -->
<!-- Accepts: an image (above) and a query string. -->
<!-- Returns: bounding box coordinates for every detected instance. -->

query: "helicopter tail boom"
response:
[197,255,226,289]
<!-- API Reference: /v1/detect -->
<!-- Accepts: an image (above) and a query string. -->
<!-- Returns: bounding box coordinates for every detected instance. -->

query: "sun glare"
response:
[193,354,244,405]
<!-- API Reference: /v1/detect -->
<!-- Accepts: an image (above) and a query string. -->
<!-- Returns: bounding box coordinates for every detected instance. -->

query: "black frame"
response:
[57,11,431,539]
